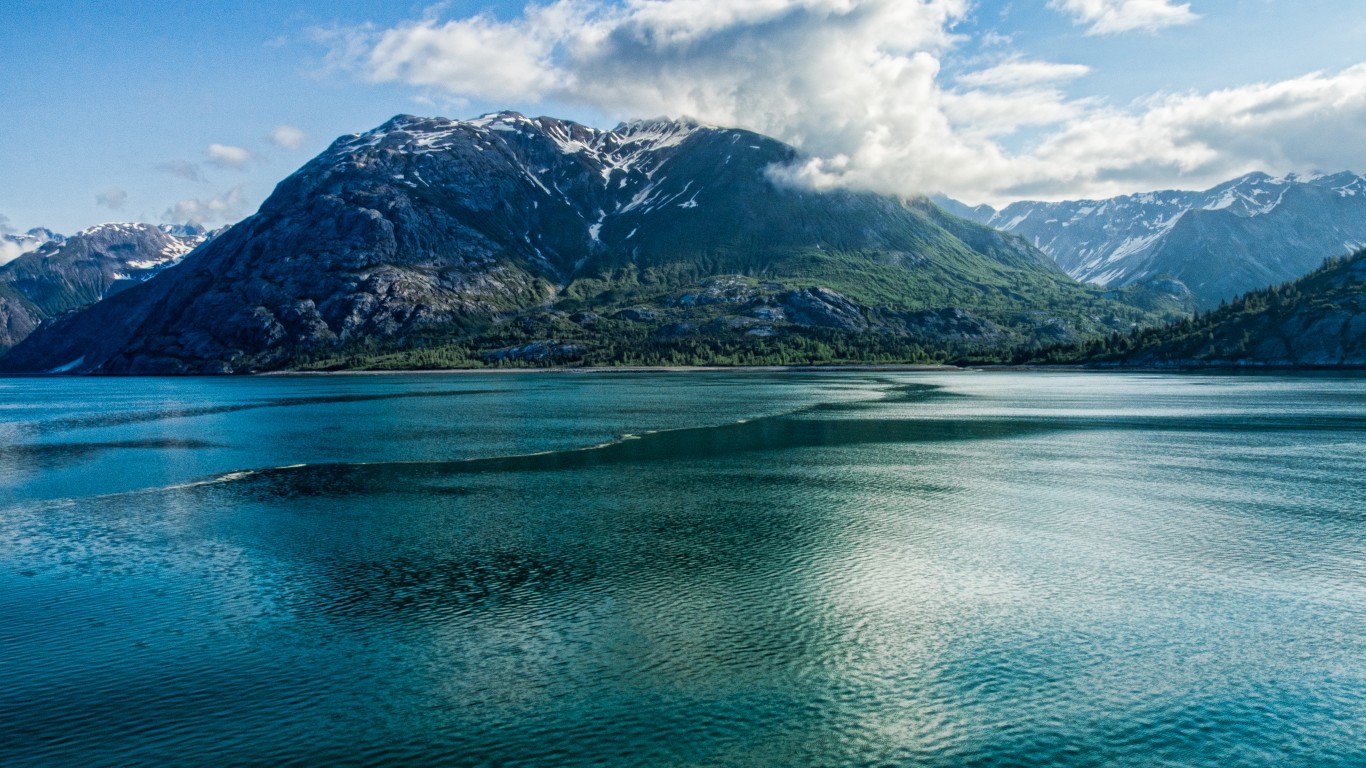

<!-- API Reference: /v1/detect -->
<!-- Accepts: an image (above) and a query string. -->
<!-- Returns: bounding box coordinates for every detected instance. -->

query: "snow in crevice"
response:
[620,182,661,214]
[327,112,770,263]
[986,169,1366,286]
[523,170,552,195]
[343,112,715,192]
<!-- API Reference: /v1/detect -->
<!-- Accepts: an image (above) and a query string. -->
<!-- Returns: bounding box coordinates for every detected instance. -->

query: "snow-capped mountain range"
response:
[940,172,1366,307]
[1,111,1156,374]
[0,222,210,351]
[19,112,1365,371]
[326,111,751,272]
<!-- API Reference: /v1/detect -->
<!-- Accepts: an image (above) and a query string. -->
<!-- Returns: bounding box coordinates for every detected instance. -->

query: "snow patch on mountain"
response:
[967,171,1366,285]
[331,112,730,247]
[944,170,1366,307]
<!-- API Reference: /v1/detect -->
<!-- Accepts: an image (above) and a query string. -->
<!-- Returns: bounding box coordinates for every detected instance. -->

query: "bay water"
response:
[1,371,1363,766]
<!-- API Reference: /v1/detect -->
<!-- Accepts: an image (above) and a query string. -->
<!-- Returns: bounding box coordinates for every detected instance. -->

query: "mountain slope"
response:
[1032,249,1366,367]
[943,172,1366,308]
[0,223,205,352]
[2,112,1160,374]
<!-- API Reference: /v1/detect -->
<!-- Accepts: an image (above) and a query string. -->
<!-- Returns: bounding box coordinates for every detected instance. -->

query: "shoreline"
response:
[262,363,967,376]
[4,363,1362,378]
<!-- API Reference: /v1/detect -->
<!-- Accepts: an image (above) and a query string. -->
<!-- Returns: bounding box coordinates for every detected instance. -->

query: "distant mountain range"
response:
[0,112,1162,374]
[1032,248,1366,367]
[0,223,207,352]
[938,172,1366,308]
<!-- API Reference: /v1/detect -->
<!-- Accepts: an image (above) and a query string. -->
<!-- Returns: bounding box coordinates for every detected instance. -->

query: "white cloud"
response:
[207,143,254,169]
[163,186,248,226]
[268,124,309,150]
[1007,64,1366,199]
[325,0,1366,205]
[362,6,571,102]
[332,0,971,189]
[956,60,1090,89]
[158,159,205,182]
[937,61,1095,140]
[1048,0,1198,35]
[0,241,26,266]
[0,215,41,266]
[95,187,128,210]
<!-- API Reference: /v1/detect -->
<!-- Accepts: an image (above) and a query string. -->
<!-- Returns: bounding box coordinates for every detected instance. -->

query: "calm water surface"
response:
[0,371,1363,766]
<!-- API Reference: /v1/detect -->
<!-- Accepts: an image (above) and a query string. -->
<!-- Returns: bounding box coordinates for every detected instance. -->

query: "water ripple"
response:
[1,372,1363,767]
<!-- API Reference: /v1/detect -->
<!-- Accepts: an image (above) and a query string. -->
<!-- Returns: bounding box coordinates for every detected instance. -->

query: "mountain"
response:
[0,223,206,353]
[1,227,64,265]
[1,112,1162,374]
[941,172,1366,308]
[1030,249,1366,367]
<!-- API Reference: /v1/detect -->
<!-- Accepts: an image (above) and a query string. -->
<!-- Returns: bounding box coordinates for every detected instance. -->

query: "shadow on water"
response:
[200,383,1033,500]
[27,388,505,435]
[205,378,1366,502]
[34,378,1366,506]
[0,438,220,469]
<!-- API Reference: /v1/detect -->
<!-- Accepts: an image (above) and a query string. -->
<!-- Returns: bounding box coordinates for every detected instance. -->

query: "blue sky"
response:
[3,0,1366,234]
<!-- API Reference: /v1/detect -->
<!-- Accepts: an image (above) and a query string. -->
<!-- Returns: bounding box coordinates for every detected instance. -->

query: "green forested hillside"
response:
[1020,249,1366,367]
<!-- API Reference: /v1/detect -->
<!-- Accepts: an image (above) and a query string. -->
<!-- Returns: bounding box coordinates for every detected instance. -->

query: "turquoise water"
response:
[1,371,1363,766]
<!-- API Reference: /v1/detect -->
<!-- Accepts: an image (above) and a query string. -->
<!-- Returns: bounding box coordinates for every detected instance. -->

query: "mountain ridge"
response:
[1,112,1165,374]
[940,171,1366,308]
[0,223,207,352]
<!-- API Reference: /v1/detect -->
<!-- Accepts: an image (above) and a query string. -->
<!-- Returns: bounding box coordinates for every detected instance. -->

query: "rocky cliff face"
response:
[2,112,1158,373]
[942,172,1366,308]
[0,223,204,352]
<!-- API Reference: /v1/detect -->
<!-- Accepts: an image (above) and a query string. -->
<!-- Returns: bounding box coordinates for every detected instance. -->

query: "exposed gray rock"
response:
[614,307,659,322]
[674,277,756,307]
[893,307,1006,343]
[482,340,584,363]
[781,287,868,331]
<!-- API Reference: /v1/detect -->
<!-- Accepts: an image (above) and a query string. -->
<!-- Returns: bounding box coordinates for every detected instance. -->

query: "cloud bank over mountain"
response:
[323,0,1366,204]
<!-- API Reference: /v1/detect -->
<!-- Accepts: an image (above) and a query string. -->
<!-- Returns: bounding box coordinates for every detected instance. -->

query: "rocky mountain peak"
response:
[0,221,208,351]
[0,112,1158,374]
[942,171,1366,307]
